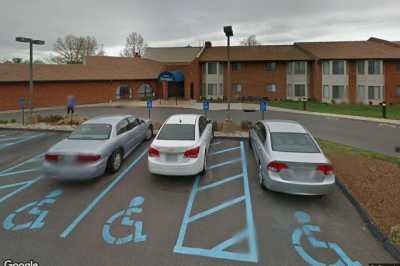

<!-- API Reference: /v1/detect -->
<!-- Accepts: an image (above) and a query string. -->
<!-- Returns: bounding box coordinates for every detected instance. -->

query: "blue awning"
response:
[158,71,184,82]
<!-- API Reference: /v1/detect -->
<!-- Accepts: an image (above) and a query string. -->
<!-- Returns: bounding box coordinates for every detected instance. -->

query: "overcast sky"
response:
[1,0,400,60]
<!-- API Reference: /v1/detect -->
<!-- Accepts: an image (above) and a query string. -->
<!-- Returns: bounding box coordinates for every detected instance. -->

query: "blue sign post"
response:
[203,100,209,118]
[260,100,268,120]
[19,97,25,125]
[147,98,152,119]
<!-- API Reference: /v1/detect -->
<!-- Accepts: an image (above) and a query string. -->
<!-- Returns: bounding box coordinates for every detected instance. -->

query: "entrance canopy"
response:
[158,71,184,82]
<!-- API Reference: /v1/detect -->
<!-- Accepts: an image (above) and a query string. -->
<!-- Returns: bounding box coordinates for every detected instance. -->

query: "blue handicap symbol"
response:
[2,189,63,231]
[203,100,209,111]
[292,211,362,266]
[102,196,147,245]
[147,99,152,109]
[260,100,267,112]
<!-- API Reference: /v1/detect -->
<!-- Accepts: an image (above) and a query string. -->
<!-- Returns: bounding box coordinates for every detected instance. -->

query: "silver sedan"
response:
[43,115,153,180]
[249,120,335,195]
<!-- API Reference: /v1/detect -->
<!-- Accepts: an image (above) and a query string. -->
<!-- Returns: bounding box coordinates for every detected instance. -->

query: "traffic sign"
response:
[203,100,209,112]
[147,99,153,109]
[260,100,268,112]
[18,97,25,108]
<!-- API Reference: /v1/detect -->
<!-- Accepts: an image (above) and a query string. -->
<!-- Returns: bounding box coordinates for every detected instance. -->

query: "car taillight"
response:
[148,147,160,157]
[77,154,101,162]
[316,164,333,175]
[267,162,288,172]
[184,147,200,158]
[45,154,59,162]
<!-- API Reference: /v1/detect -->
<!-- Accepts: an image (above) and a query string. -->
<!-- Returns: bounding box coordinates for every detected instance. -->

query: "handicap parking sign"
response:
[147,99,152,109]
[260,100,268,112]
[18,97,25,108]
[203,100,209,112]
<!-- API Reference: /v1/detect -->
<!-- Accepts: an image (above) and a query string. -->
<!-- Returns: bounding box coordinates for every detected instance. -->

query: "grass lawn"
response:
[317,138,400,166]
[269,100,400,120]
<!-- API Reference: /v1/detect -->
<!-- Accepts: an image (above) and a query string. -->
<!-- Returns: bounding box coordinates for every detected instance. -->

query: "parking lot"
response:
[0,129,397,265]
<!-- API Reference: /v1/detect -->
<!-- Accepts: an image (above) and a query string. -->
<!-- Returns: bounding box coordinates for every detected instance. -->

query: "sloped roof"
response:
[143,47,202,63]
[199,45,312,61]
[0,56,164,82]
[295,39,400,60]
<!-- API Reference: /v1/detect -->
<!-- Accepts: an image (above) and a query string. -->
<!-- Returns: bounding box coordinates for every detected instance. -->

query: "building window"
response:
[218,84,223,96]
[287,62,294,74]
[368,86,383,100]
[322,85,330,98]
[294,84,306,97]
[231,62,241,71]
[207,83,217,95]
[232,83,242,93]
[287,84,294,97]
[332,85,345,99]
[294,61,306,74]
[201,83,206,97]
[207,63,217,74]
[396,86,400,97]
[357,61,365,75]
[266,83,277,93]
[357,85,365,101]
[266,62,277,71]
[368,60,381,75]
[332,60,345,75]
[322,61,330,75]
[396,63,400,72]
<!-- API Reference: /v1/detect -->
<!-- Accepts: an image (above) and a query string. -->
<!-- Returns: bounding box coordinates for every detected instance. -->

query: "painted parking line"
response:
[60,148,148,239]
[209,146,240,156]
[0,132,47,150]
[206,157,241,171]
[174,141,258,263]
[0,153,45,204]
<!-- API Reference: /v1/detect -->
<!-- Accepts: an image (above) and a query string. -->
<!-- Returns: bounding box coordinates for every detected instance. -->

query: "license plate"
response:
[61,155,75,163]
[165,154,177,162]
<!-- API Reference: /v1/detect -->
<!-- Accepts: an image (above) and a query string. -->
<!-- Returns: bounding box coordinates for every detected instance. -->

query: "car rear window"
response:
[157,124,195,140]
[270,132,320,153]
[69,123,112,140]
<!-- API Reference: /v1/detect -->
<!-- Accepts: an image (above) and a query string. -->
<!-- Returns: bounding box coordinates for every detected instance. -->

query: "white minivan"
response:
[148,114,213,176]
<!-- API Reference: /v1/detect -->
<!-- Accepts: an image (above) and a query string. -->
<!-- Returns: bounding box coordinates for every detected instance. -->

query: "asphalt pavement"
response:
[1,105,399,156]
[0,129,397,266]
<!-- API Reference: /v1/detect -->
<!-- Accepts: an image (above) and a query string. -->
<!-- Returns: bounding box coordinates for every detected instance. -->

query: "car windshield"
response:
[69,123,112,140]
[157,124,195,141]
[270,132,320,153]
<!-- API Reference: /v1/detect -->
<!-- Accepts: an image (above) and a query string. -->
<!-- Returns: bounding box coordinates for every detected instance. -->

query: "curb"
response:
[335,177,400,261]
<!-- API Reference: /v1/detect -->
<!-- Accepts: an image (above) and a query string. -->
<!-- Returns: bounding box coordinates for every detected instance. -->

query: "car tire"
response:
[107,149,123,174]
[145,126,153,141]
[200,153,207,176]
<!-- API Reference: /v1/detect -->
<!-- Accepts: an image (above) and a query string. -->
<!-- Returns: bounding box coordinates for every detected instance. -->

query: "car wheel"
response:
[249,136,253,150]
[107,149,123,173]
[145,126,153,141]
[201,154,207,176]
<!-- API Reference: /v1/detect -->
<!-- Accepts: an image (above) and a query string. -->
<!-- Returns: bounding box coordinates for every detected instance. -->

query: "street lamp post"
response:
[223,26,233,120]
[16,37,45,114]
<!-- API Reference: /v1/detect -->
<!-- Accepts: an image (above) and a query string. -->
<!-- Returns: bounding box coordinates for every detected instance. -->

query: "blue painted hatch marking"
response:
[209,146,240,156]
[102,196,147,245]
[292,211,361,266]
[174,141,258,263]
[60,148,148,239]
[0,132,47,150]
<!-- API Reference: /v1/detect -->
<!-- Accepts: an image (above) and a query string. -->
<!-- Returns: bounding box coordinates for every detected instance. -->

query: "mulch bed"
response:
[326,152,400,236]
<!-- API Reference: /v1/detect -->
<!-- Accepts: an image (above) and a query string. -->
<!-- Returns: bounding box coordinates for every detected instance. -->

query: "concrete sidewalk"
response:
[1,100,399,126]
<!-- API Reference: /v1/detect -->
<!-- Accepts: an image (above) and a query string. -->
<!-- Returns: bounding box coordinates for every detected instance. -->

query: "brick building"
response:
[1,37,400,111]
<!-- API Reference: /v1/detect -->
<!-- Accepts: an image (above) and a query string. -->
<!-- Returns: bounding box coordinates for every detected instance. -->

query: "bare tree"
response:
[96,44,106,56]
[120,32,147,57]
[240,35,260,46]
[52,35,99,64]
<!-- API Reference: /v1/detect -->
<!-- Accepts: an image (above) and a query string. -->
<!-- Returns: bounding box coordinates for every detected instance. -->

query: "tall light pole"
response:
[223,26,233,121]
[16,37,45,114]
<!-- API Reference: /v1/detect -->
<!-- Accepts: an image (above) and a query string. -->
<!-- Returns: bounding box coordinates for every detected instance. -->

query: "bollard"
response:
[302,97,307,111]
[382,102,387,119]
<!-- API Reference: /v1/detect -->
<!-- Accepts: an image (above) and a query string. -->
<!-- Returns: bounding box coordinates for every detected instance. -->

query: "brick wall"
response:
[384,62,400,104]
[220,61,287,100]
[309,61,322,101]
[348,61,357,103]
[0,79,160,111]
